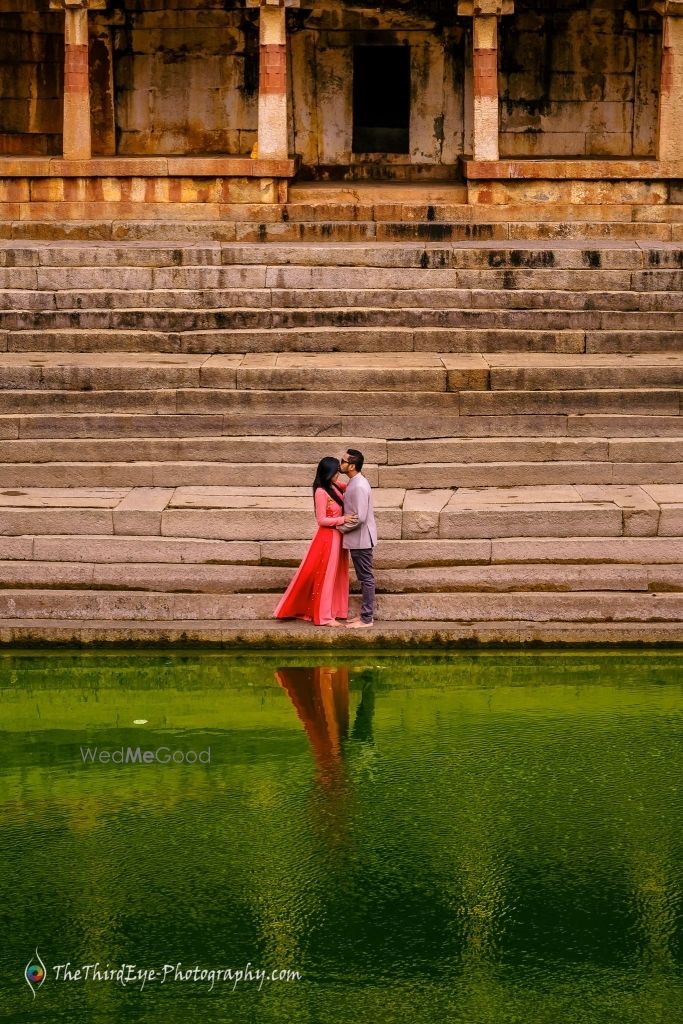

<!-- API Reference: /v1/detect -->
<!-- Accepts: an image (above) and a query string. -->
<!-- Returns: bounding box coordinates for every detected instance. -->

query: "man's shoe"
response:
[346,619,374,629]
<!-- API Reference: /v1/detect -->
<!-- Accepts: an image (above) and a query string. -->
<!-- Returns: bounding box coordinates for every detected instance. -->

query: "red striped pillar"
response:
[50,0,105,161]
[248,0,299,160]
[459,1,514,162]
[259,1,287,160]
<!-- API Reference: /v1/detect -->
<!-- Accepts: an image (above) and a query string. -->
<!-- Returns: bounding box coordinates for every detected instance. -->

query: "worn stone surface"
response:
[0,1,673,181]
[492,537,683,564]
[34,535,261,565]
[0,589,680,624]
[402,490,453,539]
[0,236,679,640]
[260,539,493,567]
[112,486,175,536]
[0,620,680,646]
[438,502,623,539]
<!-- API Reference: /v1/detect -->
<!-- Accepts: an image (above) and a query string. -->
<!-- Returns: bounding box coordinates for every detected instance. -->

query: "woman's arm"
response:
[315,488,346,527]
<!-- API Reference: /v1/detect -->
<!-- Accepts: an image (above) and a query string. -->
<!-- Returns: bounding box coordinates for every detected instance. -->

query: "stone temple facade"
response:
[0,1,680,645]
[1,0,682,203]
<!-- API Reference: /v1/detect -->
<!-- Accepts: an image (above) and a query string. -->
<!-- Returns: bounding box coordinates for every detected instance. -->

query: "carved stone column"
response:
[458,1,514,161]
[247,0,299,160]
[50,0,106,161]
[645,1,683,159]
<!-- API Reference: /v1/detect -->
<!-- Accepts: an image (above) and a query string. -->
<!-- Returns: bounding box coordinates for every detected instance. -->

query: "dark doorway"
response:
[352,46,410,154]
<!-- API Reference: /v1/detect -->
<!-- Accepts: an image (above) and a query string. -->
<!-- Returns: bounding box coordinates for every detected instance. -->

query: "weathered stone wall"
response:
[0,3,62,155]
[114,2,258,156]
[498,0,661,157]
[289,4,466,173]
[0,0,664,164]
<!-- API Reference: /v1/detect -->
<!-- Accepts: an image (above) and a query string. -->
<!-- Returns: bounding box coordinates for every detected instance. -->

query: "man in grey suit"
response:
[337,448,377,629]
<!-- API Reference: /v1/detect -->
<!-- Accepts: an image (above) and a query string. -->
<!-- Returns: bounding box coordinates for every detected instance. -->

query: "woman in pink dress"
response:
[274,457,358,626]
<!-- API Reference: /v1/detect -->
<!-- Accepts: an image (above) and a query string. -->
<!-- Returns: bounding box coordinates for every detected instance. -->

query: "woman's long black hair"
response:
[313,457,344,511]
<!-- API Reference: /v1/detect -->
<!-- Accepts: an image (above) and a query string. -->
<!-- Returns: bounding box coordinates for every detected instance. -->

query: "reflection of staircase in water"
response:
[0,197,681,642]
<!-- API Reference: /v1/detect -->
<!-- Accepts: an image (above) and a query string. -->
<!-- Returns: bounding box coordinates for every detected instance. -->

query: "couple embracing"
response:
[274,448,376,629]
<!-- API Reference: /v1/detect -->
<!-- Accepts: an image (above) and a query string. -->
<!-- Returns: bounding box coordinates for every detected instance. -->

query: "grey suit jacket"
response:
[337,473,377,550]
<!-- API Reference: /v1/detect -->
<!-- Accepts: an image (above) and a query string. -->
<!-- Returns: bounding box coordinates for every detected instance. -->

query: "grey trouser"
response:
[350,547,375,623]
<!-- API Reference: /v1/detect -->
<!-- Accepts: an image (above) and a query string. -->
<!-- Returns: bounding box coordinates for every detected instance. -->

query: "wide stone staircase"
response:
[0,206,681,642]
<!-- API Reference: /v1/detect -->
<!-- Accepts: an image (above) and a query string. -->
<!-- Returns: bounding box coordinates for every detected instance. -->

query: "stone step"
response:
[15,263,683,292]
[0,560,677,594]
[6,533,681,568]
[377,463,683,488]
[1,618,679,643]
[3,536,679,569]
[2,460,679,487]
[286,189,678,215]
[0,485,679,539]
[187,386,683,415]
[5,412,680,440]
[7,264,683,296]
[388,438,683,464]
[276,288,683,312]
[0,351,463,392]
[0,387,678,417]
[0,435,679,467]
[0,428,679,460]
[0,436,393,466]
[222,415,682,439]
[5,307,683,332]
[458,388,682,415]
[8,217,683,243]
[556,416,683,438]
[4,287,683,314]
[0,588,678,622]
[281,202,683,225]
[585,333,683,354]
[3,241,683,273]
[220,246,683,275]
[482,353,683,391]
[265,536,683,568]
[16,199,683,229]
[2,327,588,356]
[0,389,180,413]
[10,199,683,224]
[47,351,675,395]
[4,327,680,357]
[2,459,681,488]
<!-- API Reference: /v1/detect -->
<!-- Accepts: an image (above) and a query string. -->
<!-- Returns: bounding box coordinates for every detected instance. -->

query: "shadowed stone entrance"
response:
[352,45,411,155]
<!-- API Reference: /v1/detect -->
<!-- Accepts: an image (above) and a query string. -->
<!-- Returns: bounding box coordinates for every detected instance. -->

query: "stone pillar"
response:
[648,1,683,160]
[248,0,299,160]
[458,1,514,161]
[50,0,106,161]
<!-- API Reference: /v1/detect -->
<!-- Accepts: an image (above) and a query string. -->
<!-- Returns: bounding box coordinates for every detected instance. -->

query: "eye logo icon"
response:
[24,949,47,998]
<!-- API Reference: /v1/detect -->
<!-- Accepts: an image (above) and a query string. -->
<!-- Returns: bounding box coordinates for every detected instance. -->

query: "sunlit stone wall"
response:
[114,2,259,156]
[499,1,662,158]
[0,0,665,164]
[0,3,63,155]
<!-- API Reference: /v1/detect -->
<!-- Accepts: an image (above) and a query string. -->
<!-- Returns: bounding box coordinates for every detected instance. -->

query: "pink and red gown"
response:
[274,483,349,625]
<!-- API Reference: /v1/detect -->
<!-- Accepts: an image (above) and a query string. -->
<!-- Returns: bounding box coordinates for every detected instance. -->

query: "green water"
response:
[1,648,683,1024]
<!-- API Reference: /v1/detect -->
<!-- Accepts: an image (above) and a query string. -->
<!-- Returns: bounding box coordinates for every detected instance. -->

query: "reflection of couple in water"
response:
[275,666,375,788]
[273,448,377,629]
